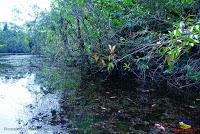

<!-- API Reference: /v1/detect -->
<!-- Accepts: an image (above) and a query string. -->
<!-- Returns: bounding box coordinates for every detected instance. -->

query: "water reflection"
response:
[0,74,38,133]
[0,54,69,134]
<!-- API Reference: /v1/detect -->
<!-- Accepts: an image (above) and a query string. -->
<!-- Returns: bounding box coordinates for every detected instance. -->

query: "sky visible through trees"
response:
[0,0,50,25]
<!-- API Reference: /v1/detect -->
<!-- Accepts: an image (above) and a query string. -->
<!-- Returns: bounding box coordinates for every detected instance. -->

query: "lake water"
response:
[0,54,70,134]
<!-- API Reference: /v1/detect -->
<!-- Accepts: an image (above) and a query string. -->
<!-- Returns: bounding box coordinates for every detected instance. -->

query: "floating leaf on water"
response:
[154,123,165,131]
[151,104,157,108]
[150,89,156,92]
[127,98,133,101]
[142,90,150,93]
[100,106,107,110]
[195,98,200,101]
[188,106,195,109]
[109,96,117,99]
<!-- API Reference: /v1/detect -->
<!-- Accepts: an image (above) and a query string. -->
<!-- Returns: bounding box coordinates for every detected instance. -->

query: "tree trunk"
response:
[77,18,90,87]
[59,17,71,58]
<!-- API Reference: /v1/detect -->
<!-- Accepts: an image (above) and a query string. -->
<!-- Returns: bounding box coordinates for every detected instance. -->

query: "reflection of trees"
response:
[0,55,34,78]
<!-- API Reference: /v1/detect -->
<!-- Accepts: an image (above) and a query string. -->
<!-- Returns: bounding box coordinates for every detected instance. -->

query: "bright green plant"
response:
[123,63,131,71]
[164,19,199,66]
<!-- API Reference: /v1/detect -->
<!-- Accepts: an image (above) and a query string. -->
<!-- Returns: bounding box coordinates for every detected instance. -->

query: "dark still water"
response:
[0,54,77,134]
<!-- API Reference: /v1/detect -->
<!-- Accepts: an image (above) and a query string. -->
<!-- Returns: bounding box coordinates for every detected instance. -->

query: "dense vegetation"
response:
[24,0,200,89]
[0,22,30,53]
[0,0,199,133]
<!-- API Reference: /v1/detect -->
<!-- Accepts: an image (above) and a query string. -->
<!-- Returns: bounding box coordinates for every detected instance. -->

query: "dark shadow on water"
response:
[61,74,200,133]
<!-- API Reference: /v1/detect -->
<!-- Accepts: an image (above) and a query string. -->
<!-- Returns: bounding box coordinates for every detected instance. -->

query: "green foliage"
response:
[164,19,199,66]
[107,62,114,71]
[37,64,81,91]
[187,70,200,80]
[25,0,199,87]
[0,23,30,53]
[123,63,131,71]
[138,0,196,18]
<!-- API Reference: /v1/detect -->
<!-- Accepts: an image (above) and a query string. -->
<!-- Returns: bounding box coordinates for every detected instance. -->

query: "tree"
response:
[26,0,199,89]
[3,23,8,31]
[0,23,30,53]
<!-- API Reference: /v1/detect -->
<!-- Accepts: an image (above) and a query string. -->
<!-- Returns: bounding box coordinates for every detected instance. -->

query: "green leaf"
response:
[163,67,173,74]
[195,25,199,31]
[107,62,114,71]
[166,58,172,66]
[173,30,180,37]
[123,63,131,71]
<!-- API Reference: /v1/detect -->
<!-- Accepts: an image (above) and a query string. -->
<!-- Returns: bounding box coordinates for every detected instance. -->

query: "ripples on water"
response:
[0,74,35,133]
[0,54,69,134]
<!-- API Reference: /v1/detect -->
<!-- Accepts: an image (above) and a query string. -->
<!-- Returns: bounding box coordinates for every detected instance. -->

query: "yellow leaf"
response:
[94,53,99,62]
[179,122,191,129]
[100,59,105,65]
